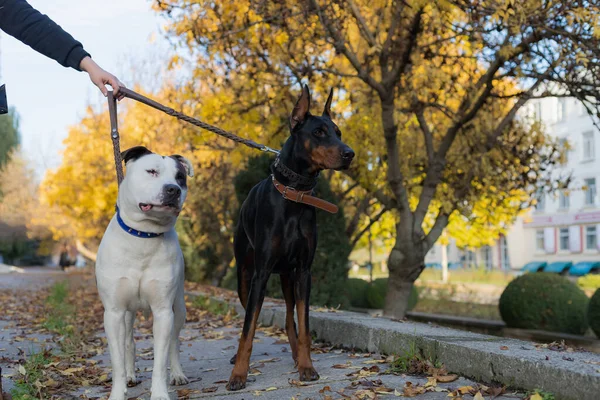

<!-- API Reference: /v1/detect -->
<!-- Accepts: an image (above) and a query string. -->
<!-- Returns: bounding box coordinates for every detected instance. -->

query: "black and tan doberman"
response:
[226,85,355,391]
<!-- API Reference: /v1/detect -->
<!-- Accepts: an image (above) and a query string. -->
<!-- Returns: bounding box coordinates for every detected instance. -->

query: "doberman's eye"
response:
[313,129,326,138]
[146,169,158,176]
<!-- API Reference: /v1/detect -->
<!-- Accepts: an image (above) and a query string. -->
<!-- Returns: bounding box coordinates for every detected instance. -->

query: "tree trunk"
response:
[383,270,416,318]
[75,240,97,262]
[383,236,426,319]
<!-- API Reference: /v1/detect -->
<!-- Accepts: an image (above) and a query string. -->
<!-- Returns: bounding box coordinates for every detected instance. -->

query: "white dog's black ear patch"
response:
[170,155,194,177]
[121,146,153,164]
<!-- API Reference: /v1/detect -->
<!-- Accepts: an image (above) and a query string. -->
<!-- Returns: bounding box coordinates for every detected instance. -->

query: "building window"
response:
[483,246,492,270]
[559,191,570,209]
[536,230,545,251]
[499,236,510,270]
[586,226,597,250]
[559,228,569,251]
[559,138,568,163]
[585,178,597,206]
[535,190,545,211]
[534,102,542,120]
[557,98,566,122]
[583,131,595,161]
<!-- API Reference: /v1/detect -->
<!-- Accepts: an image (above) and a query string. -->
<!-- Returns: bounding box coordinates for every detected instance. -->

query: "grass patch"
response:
[389,339,442,375]
[11,348,53,399]
[528,389,555,400]
[413,297,501,320]
[41,281,80,354]
[418,267,515,286]
[192,295,233,316]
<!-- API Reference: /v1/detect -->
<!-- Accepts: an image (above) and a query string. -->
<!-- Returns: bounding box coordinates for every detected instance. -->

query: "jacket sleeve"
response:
[0,0,90,70]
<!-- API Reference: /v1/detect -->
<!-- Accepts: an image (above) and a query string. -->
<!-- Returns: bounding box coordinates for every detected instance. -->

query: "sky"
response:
[1,0,172,177]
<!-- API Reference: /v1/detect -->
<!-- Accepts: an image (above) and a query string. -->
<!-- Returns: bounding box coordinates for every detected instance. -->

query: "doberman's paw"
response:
[298,366,319,381]
[226,375,247,391]
[229,354,237,365]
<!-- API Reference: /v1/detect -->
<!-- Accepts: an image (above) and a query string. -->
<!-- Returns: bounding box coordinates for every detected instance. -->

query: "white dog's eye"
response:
[146,169,158,176]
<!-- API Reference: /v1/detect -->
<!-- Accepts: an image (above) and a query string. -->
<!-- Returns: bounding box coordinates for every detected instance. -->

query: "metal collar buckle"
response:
[282,186,305,203]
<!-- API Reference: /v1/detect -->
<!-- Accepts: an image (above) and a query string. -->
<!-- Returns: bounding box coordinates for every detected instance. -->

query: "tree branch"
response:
[347,0,377,47]
[415,104,434,163]
[385,8,424,86]
[310,0,386,96]
[351,207,389,249]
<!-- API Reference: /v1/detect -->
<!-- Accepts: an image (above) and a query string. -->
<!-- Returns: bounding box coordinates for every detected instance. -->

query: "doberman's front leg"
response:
[280,273,298,363]
[227,271,268,391]
[295,268,319,381]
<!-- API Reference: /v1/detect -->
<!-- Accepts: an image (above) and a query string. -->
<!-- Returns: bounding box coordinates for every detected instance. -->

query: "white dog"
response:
[96,146,194,400]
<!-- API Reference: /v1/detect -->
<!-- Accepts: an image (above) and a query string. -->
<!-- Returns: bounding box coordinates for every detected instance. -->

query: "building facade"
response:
[426,95,600,271]
[521,96,600,266]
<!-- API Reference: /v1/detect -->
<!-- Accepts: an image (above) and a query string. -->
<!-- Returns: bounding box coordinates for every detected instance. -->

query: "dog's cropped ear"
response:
[121,146,152,164]
[322,88,334,118]
[170,155,195,177]
[290,84,311,131]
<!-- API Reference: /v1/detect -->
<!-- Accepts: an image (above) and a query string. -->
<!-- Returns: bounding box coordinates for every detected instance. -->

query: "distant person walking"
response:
[0,0,124,114]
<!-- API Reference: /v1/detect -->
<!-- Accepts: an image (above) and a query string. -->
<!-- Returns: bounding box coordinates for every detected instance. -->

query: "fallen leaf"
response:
[474,392,485,400]
[403,381,426,397]
[289,379,306,387]
[319,386,332,393]
[500,346,509,350]
[436,374,458,383]
[202,387,218,393]
[529,394,543,400]
[363,359,386,364]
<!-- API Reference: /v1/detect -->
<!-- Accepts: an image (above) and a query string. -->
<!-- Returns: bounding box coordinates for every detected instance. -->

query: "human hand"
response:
[79,56,125,99]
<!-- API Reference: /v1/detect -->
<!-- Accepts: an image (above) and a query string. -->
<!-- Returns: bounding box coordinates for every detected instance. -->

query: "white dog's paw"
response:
[126,375,139,387]
[170,371,189,386]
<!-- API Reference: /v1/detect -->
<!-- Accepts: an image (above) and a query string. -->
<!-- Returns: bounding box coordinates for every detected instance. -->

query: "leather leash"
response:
[107,87,279,185]
[106,87,337,214]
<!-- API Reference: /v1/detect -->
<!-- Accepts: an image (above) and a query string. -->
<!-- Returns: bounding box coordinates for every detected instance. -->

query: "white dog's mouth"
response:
[139,203,181,213]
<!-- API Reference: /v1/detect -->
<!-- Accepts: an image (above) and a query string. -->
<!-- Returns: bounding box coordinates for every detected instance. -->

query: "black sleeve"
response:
[0,0,90,70]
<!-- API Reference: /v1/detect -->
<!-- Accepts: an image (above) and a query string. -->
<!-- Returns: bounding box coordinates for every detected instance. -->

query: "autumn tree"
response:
[0,109,20,178]
[153,0,597,317]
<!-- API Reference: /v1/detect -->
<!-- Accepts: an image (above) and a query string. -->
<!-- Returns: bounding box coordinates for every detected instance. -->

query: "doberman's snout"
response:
[341,147,355,162]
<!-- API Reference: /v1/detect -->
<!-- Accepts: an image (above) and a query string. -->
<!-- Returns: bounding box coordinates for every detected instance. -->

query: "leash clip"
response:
[261,146,280,155]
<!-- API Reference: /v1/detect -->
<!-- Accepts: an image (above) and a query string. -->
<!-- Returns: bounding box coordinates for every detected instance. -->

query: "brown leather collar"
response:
[271,176,338,214]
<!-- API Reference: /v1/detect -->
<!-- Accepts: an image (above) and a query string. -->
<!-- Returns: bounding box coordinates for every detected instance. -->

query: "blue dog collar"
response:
[116,206,163,238]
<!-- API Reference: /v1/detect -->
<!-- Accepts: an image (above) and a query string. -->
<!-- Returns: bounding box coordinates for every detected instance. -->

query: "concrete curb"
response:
[187,291,600,400]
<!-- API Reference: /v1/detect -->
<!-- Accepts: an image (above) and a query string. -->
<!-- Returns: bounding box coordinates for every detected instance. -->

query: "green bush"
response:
[365,278,418,310]
[345,278,370,308]
[230,154,351,308]
[499,272,589,334]
[588,289,600,338]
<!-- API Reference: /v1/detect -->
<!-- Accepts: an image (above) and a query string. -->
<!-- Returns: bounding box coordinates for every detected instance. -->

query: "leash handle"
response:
[107,91,124,185]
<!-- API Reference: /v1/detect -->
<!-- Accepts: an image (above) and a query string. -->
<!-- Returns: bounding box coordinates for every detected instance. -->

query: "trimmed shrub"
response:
[365,278,418,311]
[345,278,370,308]
[588,289,600,338]
[499,272,589,335]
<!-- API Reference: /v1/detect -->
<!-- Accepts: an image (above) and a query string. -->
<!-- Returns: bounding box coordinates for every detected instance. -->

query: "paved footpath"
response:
[65,324,523,399]
[0,270,526,399]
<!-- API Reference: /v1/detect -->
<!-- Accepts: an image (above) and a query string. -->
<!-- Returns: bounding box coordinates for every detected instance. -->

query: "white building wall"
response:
[425,96,600,271]
[520,96,600,267]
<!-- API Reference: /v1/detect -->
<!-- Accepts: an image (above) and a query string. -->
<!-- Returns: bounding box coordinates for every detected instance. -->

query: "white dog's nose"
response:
[164,184,181,197]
